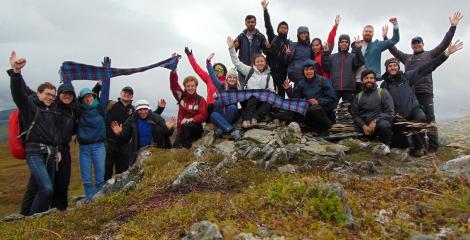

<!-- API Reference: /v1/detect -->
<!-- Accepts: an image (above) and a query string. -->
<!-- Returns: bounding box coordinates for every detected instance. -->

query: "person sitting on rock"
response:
[380,40,463,157]
[227,36,275,129]
[206,53,241,141]
[169,60,208,149]
[283,59,337,136]
[351,69,395,153]
[110,99,176,163]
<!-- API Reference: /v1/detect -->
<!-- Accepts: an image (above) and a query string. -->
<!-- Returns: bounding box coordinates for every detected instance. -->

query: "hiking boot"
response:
[242,120,251,129]
[410,148,425,157]
[251,118,258,127]
[231,130,242,141]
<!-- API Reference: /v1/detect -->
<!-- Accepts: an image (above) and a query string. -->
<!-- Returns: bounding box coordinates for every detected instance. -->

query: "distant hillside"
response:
[0,109,14,121]
[0,120,7,142]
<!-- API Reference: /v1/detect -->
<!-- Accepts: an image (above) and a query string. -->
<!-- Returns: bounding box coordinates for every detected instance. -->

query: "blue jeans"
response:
[211,104,239,133]
[25,152,55,215]
[79,143,105,199]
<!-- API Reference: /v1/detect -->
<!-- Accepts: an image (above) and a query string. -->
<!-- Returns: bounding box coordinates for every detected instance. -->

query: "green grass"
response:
[0,143,83,217]
[0,146,469,239]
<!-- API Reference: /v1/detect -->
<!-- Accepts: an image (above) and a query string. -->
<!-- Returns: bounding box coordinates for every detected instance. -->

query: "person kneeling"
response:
[111,99,175,164]
[283,59,337,136]
[352,70,395,153]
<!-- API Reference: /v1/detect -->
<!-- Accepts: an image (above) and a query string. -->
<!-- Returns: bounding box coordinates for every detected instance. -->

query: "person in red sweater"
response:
[184,47,227,116]
[311,15,341,79]
[169,69,208,149]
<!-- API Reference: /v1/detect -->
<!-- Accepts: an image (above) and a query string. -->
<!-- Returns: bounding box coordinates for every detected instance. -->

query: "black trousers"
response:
[51,146,71,210]
[392,108,427,150]
[416,94,438,151]
[241,96,272,121]
[272,71,288,98]
[359,119,393,146]
[105,140,131,181]
[174,123,203,149]
[305,105,333,134]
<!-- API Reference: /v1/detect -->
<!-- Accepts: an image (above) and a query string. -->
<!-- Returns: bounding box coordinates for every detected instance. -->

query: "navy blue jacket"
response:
[235,29,269,66]
[286,75,337,108]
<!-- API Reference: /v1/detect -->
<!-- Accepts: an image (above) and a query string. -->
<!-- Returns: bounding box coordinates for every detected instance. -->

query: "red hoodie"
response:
[170,71,208,133]
[187,54,225,105]
[313,25,338,79]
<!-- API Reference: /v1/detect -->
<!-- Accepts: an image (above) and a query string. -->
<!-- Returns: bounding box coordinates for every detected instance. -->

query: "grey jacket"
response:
[322,44,364,91]
[351,85,395,128]
[388,26,456,96]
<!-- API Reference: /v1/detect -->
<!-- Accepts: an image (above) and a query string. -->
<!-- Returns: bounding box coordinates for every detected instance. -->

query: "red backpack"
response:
[8,109,40,159]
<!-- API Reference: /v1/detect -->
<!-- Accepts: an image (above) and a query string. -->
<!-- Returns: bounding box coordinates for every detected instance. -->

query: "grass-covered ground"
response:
[0,143,83,218]
[0,146,468,239]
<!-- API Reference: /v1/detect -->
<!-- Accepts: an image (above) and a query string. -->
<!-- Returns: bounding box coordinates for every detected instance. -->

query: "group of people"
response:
[8,0,463,216]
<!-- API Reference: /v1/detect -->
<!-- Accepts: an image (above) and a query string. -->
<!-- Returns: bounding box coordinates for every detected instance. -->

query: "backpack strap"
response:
[377,88,382,98]
[18,106,41,142]
[265,74,271,89]
[243,68,255,89]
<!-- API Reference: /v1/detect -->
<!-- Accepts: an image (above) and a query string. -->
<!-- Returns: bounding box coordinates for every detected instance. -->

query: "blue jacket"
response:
[235,28,269,66]
[287,26,312,82]
[77,79,110,145]
[364,26,400,76]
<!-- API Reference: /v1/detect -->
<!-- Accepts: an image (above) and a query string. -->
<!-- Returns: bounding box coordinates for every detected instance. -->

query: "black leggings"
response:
[416,94,438,151]
[174,123,203,149]
[241,96,272,121]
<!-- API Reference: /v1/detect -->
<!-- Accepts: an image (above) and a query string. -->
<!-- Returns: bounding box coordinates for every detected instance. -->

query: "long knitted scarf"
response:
[60,55,180,82]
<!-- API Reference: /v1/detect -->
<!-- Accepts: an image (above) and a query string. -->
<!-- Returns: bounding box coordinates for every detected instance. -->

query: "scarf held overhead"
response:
[216,89,309,115]
[60,55,181,82]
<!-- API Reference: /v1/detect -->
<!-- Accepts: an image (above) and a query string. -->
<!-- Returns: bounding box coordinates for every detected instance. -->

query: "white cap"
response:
[134,99,152,111]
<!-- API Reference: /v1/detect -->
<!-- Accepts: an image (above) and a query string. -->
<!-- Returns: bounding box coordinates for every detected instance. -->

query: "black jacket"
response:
[119,112,173,163]
[380,53,448,119]
[9,69,60,149]
[56,82,77,148]
[263,9,291,74]
[352,84,395,129]
[322,44,364,91]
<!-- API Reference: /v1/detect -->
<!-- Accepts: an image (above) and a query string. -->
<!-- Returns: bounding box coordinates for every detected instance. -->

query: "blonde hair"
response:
[224,75,241,90]
[183,75,198,87]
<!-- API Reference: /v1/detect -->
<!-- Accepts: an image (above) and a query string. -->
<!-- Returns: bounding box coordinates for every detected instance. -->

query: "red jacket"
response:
[187,54,220,105]
[313,25,337,80]
[170,71,208,133]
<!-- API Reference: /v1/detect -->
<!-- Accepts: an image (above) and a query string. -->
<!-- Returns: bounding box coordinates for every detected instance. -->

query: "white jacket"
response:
[229,47,274,90]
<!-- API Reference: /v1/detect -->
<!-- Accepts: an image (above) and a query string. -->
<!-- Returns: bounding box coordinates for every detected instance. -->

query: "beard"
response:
[364,82,375,90]
[278,32,287,38]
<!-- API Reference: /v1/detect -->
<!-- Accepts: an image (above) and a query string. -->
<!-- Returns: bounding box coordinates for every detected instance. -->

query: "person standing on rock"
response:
[261,0,290,97]
[76,57,111,200]
[206,53,242,141]
[383,11,463,153]
[353,17,400,92]
[351,69,395,153]
[311,15,341,80]
[9,51,61,215]
[110,99,176,163]
[92,83,135,181]
[234,14,270,84]
[169,59,208,149]
[322,34,364,109]
[228,36,275,129]
[283,59,337,136]
[380,41,464,157]
[184,47,227,117]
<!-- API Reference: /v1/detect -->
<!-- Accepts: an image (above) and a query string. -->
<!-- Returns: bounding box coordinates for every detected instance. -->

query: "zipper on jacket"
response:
[340,52,345,90]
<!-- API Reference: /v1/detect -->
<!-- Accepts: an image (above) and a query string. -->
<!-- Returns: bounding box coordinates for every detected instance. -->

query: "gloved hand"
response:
[184,47,193,56]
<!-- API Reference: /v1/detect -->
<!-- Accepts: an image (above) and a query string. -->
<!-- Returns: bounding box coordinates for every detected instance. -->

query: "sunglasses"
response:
[214,67,224,72]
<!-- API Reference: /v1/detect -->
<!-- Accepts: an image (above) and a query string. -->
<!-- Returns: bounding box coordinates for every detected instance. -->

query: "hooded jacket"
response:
[287,26,312,81]
[351,84,395,129]
[56,82,78,147]
[235,28,269,66]
[286,59,337,108]
[380,53,449,119]
[263,8,291,74]
[229,47,274,90]
[169,71,208,133]
[322,34,365,91]
[9,69,61,149]
[312,24,338,79]
[388,26,456,96]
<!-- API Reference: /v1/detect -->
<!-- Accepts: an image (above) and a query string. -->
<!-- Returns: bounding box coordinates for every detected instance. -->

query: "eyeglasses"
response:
[214,67,224,72]
[45,92,56,98]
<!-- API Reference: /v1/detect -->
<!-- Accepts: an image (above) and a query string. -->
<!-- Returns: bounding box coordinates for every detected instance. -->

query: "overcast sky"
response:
[1,0,469,120]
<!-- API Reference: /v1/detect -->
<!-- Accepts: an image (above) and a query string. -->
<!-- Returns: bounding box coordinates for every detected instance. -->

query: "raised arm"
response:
[429,12,461,57]
[227,36,252,75]
[379,18,400,51]
[262,0,275,43]
[352,36,365,69]
[383,25,409,62]
[170,70,184,101]
[99,57,111,111]
[185,47,210,84]
[9,51,32,112]
[326,15,340,50]
[206,53,224,90]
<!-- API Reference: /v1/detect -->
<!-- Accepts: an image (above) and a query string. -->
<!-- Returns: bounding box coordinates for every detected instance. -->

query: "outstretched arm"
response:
[99,57,111,112]
[326,15,340,50]
[9,51,32,112]
[227,36,252,76]
[170,70,184,101]
[262,0,275,43]
[206,53,224,90]
[428,11,461,57]
[379,17,400,51]
[185,47,210,84]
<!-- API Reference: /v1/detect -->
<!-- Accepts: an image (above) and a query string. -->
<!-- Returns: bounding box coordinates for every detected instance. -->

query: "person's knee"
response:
[377,120,392,130]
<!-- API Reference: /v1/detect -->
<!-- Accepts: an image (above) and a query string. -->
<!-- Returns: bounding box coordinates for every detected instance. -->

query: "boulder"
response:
[278,164,297,174]
[182,220,223,240]
[170,162,214,191]
[439,155,470,177]
[243,129,274,144]
[321,183,354,229]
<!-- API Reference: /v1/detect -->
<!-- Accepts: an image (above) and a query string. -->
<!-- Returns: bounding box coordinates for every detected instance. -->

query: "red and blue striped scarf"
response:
[216,89,309,115]
[60,55,180,82]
